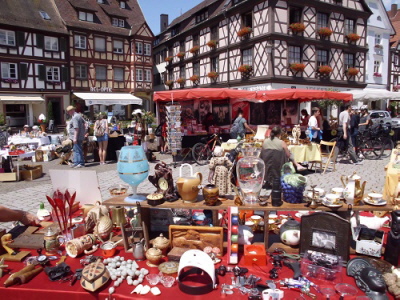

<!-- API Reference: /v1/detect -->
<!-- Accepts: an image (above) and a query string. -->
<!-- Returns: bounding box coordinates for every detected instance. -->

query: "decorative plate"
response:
[363,198,387,206]
[158,261,178,275]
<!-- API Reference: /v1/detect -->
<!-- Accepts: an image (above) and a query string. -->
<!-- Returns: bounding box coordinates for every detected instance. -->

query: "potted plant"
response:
[318,27,332,37]
[394,85,400,92]
[290,63,306,72]
[165,80,174,88]
[190,75,200,84]
[318,65,333,75]
[207,40,217,48]
[176,52,185,59]
[373,72,382,77]
[346,33,360,42]
[38,113,47,132]
[165,56,173,62]
[289,23,306,33]
[176,77,186,85]
[238,64,253,73]
[207,71,219,79]
[374,44,383,49]
[189,46,200,54]
[237,27,252,37]
[346,67,359,76]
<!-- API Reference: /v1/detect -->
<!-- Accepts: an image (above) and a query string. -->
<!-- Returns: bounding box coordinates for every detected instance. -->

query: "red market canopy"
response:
[153,88,353,102]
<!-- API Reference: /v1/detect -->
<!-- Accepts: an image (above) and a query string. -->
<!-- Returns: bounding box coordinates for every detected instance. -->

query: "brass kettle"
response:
[341,172,366,205]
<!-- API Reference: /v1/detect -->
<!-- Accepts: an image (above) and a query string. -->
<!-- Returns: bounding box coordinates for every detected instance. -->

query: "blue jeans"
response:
[73,140,85,166]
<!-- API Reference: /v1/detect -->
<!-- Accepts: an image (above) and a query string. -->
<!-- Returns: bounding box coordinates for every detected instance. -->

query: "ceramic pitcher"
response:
[341,172,366,205]
[176,164,202,202]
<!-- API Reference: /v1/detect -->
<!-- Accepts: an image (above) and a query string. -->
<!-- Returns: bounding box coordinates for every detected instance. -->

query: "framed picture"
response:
[194,100,212,123]
[299,212,350,261]
[212,100,230,126]
[265,100,283,125]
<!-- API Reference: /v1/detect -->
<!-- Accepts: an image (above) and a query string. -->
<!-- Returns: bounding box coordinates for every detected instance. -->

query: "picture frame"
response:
[299,212,351,261]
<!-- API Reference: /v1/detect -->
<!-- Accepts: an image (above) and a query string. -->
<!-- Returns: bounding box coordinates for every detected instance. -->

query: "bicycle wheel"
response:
[358,139,382,160]
[379,137,393,158]
[0,132,7,148]
[192,143,212,165]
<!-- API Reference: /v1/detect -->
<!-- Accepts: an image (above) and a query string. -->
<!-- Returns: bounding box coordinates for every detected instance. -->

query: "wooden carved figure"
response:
[1,234,17,256]
[209,146,233,196]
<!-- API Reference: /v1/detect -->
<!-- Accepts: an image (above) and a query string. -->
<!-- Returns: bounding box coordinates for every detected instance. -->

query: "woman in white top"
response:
[95,114,109,165]
[307,108,321,143]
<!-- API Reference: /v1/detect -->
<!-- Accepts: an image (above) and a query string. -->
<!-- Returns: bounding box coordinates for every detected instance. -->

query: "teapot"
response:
[176,164,202,203]
[132,238,146,261]
[150,233,170,256]
[145,246,163,267]
[341,172,366,205]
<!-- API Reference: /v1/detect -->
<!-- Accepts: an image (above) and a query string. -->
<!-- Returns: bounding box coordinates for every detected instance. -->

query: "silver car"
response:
[368,110,392,127]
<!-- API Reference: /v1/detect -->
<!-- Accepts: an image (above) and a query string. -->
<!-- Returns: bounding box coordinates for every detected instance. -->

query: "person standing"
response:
[350,106,360,150]
[307,108,322,143]
[230,108,254,139]
[67,105,86,168]
[300,109,310,126]
[358,106,371,133]
[94,113,109,165]
[338,105,362,164]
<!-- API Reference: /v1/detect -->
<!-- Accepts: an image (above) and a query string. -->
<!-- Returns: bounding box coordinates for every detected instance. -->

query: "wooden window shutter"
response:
[60,37,67,52]
[36,34,44,49]
[61,67,69,82]
[38,65,45,81]
[19,64,28,80]
[16,31,25,47]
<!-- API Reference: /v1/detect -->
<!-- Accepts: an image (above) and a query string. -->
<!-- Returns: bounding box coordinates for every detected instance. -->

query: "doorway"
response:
[47,97,63,125]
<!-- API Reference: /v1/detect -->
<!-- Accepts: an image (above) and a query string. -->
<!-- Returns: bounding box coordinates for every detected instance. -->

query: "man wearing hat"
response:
[66,105,86,168]
[22,125,30,137]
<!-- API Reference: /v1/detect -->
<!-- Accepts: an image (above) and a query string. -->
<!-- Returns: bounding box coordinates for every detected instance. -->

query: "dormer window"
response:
[39,11,51,20]
[79,11,94,22]
[112,18,125,28]
[97,0,104,3]
[171,26,179,37]
[120,1,126,8]
[196,9,208,24]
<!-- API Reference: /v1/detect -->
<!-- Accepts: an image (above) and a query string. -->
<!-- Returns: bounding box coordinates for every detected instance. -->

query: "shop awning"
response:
[340,89,400,101]
[0,95,44,103]
[255,89,353,102]
[73,93,142,106]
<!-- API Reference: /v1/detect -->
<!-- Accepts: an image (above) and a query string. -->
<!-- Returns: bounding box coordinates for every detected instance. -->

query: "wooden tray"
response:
[168,225,223,255]
[9,227,44,250]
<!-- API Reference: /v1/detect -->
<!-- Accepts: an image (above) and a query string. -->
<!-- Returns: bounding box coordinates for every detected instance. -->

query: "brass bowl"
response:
[109,184,129,196]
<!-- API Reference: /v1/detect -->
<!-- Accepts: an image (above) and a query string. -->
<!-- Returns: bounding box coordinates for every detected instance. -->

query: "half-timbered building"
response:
[54,0,154,115]
[153,0,372,122]
[0,0,69,127]
[389,4,400,97]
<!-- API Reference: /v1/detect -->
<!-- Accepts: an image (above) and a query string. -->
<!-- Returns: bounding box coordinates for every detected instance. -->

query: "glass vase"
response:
[236,147,265,204]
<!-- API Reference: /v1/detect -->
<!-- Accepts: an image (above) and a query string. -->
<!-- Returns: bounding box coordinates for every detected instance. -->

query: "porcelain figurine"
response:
[208,146,233,196]
[292,125,301,145]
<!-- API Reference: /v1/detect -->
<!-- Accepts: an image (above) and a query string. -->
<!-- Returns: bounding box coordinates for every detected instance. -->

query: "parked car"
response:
[391,116,400,128]
[368,110,393,127]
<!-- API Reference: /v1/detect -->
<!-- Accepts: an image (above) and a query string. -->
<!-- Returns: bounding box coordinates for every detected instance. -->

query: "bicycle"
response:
[191,133,222,165]
[0,126,8,148]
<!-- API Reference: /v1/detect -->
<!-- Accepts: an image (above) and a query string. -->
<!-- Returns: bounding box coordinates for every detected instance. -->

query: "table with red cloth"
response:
[0,242,394,300]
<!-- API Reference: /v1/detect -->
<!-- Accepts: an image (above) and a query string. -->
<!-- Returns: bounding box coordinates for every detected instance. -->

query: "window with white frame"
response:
[95,65,107,81]
[193,62,200,76]
[1,62,18,79]
[211,25,218,41]
[113,40,123,54]
[114,67,124,81]
[46,66,60,81]
[374,60,380,73]
[344,53,355,69]
[95,37,106,52]
[112,18,125,27]
[179,66,185,78]
[145,69,151,82]
[78,11,94,22]
[288,46,301,64]
[196,9,208,24]
[242,48,253,66]
[316,49,328,66]
[75,64,87,79]
[45,36,58,51]
[375,34,381,45]
[344,19,355,34]
[74,35,86,49]
[0,30,15,46]
[144,43,151,56]
[135,42,143,54]
[289,7,302,24]
[211,56,219,72]
[39,11,51,20]
[120,1,126,8]
[136,69,143,81]
[317,13,328,29]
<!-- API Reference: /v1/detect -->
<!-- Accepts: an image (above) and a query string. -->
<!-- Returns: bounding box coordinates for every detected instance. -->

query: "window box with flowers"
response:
[289,23,306,33]
[374,44,383,49]
[189,46,200,54]
[190,75,200,84]
[346,33,360,42]
[318,27,332,37]
[373,72,382,77]
[237,27,252,38]
[165,80,174,89]
[318,65,333,75]
[2,79,19,84]
[207,40,217,48]
[207,71,219,79]
[176,52,185,59]
[393,85,400,92]
[290,63,306,73]
[165,56,173,63]
[346,67,359,76]
[176,77,186,85]
[238,64,252,79]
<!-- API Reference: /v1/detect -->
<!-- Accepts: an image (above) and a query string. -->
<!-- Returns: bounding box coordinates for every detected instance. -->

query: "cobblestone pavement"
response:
[0,153,390,231]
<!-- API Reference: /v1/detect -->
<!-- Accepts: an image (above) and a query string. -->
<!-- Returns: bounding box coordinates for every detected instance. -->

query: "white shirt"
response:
[308,115,319,138]
[339,110,350,128]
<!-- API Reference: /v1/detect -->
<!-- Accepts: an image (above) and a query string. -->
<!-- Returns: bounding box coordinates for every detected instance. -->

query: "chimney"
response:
[391,4,398,15]
[160,14,169,33]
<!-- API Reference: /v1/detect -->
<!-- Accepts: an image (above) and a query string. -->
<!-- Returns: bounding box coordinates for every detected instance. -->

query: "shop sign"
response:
[90,87,113,92]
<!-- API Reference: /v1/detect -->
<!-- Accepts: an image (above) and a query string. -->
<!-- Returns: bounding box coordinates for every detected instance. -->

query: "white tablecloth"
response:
[8,136,50,146]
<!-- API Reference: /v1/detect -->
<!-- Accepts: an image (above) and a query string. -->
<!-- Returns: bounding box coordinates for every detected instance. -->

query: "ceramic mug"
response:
[368,193,383,202]
[331,187,344,197]
[326,193,340,204]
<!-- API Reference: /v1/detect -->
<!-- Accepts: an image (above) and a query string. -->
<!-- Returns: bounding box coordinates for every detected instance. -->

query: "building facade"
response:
[0,0,69,126]
[153,0,372,120]
[389,4,400,97]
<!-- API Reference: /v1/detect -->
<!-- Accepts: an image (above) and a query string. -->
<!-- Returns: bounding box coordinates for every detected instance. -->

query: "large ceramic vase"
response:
[236,148,265,204]
[117,146,149,202]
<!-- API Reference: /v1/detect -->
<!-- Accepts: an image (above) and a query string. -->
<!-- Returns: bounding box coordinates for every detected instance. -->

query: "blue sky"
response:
[138,0,203,35]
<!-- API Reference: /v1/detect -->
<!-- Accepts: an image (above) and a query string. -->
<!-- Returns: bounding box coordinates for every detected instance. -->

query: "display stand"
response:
[166,105,182,168]
[227,206,239,264]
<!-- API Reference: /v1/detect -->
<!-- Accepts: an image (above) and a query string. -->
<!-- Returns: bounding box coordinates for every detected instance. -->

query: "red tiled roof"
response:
[389,9,400,47]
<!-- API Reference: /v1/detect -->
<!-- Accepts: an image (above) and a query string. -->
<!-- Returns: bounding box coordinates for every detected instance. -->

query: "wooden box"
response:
[16,165,43,181]
[244,244,267,266]
[167,247,191,262]
[0,172,18,182]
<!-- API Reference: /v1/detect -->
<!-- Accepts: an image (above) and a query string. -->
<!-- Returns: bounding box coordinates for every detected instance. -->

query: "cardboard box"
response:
[15,165,43,181]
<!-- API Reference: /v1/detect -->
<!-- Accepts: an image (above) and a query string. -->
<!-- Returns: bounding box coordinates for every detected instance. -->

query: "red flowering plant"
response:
[318,27,332,37]
[318,65,333,74]
[176,52,185,59]
[374,44,383,49]
[207,40,217,48]
[176,77,186,85]
[238,64,253,73]
[165,80,174,87]
[346,33,360,42]
[237,27,252,37]
[346,68,359,76]
[207,71,219,79]
[190,75,200,83]
[189,46,200,54]
[373,72,382,77]
[289,23,306,33]
[290,63,306,72]
[393,85,400,92]
[165,56,173,62]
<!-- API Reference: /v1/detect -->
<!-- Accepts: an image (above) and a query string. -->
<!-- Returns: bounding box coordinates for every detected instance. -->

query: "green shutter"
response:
[16,31,25,47]
[61,67,69,82]
[19,64,28,80]
[38,65,45,81]
[36,34,44,49]
[60,37,66,52]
